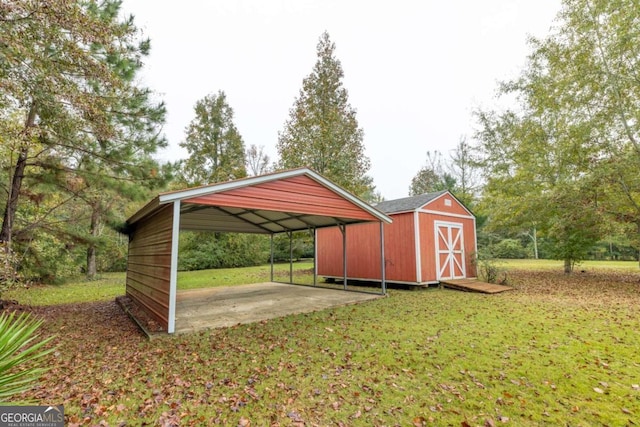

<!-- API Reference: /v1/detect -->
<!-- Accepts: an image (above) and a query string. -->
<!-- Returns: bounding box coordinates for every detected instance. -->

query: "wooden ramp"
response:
[439,278,513,294]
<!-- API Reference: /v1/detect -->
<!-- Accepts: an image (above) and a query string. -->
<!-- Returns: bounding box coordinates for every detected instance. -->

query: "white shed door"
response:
[435,221,466,280]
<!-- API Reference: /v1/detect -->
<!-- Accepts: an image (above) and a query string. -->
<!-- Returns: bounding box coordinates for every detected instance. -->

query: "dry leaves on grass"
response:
[4,268,640,425]
[508,269,640,305]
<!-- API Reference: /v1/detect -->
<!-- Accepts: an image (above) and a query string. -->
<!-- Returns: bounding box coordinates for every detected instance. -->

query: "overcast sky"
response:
[121,0,561,200]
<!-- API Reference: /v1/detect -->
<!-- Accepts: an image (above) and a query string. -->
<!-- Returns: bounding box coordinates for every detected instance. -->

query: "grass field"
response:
[3,260,640,425]
[3,261,315,306]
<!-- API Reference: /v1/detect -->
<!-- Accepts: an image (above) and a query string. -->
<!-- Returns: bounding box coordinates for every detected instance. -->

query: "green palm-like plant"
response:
[0,312,55,401]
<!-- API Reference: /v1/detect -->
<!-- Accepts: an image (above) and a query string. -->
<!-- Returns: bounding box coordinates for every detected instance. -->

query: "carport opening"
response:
[171,227,385,335]
[174,227,385,295]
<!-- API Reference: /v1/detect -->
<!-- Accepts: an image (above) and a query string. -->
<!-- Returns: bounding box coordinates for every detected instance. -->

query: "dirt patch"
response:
[0,299,27,313]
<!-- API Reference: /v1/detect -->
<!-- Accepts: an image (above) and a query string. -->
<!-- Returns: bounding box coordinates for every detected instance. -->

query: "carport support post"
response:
[313,228,317,286]
[168,200,181,334]
[339,224,347,290]
[270,234,274,282]
[288,231,293,284]
[380,221,386,295]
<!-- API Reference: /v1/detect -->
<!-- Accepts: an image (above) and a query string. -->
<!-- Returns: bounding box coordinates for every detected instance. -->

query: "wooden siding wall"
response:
[418,212,477,282]
[316,213,417,283]
[316,223,380,281]
[381,213,417,282]
[424,194,472,217]
[126,205,173,329]
[184,175,378,221]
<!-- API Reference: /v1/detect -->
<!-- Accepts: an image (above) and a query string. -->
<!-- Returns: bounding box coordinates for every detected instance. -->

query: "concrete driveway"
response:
[174,282,382,334]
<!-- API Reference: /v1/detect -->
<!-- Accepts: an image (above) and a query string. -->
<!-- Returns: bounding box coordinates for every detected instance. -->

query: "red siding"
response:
[383,213,417,282]
[315,224,383,280]
[419,212,477,282]
[423,194,473,217]
[317,192,477,285]
[317,212,417,283]
[316,227,344,278]
[184,175,378,221]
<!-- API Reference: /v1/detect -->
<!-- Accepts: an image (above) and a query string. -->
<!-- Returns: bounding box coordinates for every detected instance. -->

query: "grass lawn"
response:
[3,261,640,425]
[3,261,315,306]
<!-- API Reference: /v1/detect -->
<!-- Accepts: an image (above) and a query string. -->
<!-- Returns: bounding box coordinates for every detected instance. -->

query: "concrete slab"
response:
[174,282,382,334]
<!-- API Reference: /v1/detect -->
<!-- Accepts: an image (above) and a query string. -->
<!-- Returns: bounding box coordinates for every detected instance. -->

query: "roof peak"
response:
[374,190,450,213]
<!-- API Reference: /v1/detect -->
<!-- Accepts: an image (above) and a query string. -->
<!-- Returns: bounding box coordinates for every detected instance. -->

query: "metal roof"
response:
[374,190,449,214]
[126,168,392,234]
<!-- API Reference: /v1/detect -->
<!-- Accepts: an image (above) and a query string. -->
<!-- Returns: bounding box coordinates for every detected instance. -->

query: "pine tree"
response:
[0,0,169,280]
[177,91,266,271]
[277,32,372,197]
[179,91,247,185]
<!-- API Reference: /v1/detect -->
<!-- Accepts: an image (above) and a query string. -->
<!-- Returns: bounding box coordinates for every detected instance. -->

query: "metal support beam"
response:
[168,200,181,334]
[270,233,274,282]
[313,228,317,286]
[380,222,386,295]
[339,224,347,290]
[289,231,293,284]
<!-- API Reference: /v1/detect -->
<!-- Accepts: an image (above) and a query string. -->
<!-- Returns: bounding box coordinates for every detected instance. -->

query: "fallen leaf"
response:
[412,416,426,427]
[594,387,604,394]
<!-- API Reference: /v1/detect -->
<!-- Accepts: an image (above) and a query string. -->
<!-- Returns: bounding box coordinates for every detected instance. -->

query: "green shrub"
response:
[474,257,508,285]
[492,238,529,259]
[271,232,313,262]
[178,232,269,270]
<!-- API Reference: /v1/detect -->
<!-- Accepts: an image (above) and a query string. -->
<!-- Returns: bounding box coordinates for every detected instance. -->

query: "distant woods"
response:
[0,0,172,283]
[2,1,639,286]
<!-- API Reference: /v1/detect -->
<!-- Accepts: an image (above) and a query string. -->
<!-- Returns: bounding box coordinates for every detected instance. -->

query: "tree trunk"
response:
[0,146,29,245]
[637,221,640,268]
[86,202,100,279]
[532,226,538,260]
[0,104,37,245]
[563,258,573,274]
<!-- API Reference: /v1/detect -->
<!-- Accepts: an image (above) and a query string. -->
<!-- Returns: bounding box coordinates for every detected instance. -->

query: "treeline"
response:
[409,0,640,271]
[475,0,640,271]
[0,1,174,284]
[0,6,370,285]
[2,0,639,286]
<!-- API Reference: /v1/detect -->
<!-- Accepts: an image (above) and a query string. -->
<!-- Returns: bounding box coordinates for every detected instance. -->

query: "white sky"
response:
[121,0,560,200]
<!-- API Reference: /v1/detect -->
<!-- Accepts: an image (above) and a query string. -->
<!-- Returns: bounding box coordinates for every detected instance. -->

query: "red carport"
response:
[124,168,392,333]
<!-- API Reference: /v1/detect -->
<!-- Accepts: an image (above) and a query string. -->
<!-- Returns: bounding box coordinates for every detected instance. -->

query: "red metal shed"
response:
[316,190,477,285]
